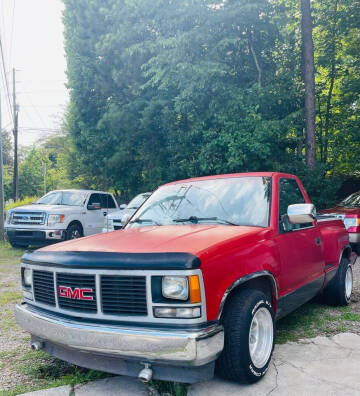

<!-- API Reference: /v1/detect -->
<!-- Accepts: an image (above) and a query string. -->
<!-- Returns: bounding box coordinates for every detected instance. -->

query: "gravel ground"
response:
[0,247,359,394]
[0,248,30,392]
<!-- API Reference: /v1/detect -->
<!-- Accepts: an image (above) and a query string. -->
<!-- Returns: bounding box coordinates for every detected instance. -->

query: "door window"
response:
[99,194,117,209]
[279,178,311,232]
[88,193,101,206]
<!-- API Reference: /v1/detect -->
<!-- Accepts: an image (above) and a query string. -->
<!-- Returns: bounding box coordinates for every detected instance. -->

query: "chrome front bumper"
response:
[15,303,224,366]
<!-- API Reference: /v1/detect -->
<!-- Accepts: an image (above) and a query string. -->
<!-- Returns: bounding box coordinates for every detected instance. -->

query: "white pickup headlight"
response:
[6,211,12,224]
[107,219,114,230]
[23,268,32,286]
[162,276,189,300]
[48,214,65,226]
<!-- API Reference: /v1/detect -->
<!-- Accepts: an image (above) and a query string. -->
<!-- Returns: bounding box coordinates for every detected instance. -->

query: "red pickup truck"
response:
[15,172,356,384]
[320,191,360,254]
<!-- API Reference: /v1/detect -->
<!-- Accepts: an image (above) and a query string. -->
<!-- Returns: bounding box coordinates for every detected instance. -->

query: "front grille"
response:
[56,273,97,313]
[11,211,46,225]
[101,276,147,315]
[29,270,148,318]
[33,270,56,306]
[113,220,122,230]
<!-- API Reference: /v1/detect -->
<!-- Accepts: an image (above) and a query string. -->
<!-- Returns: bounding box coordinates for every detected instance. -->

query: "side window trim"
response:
[278,178,311,234]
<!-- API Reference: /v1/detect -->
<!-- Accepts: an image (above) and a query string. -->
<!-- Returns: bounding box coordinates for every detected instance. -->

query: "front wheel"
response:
[65,223,83,240]
[216,289,275,383]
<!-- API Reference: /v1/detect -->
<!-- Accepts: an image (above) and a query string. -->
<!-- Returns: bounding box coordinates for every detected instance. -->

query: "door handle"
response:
[315,237,321,246]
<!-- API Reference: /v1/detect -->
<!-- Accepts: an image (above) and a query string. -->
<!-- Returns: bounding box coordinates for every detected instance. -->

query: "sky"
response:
[0,0,68,147]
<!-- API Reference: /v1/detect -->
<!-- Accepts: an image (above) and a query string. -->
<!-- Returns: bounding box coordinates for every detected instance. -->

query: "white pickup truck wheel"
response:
[216,289,275,383]
[65,223,83,240]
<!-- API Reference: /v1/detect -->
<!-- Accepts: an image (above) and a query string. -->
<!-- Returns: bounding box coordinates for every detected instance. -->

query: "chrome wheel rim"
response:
[345,266,353,300]
[71,230,81,239]
[249,307,274,369]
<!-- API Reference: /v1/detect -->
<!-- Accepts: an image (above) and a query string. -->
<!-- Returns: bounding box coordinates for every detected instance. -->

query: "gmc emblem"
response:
[58,286,94,301]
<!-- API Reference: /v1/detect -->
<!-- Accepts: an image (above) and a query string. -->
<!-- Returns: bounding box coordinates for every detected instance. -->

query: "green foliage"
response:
[61,0,359,206]
[5,196,39,212]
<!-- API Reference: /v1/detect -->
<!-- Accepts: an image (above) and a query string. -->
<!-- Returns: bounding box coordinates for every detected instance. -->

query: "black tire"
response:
[9,241,27,249]
[323,257,353,306]
[216,289,275,383]
[65,223,83,240]
[355,244,360,256]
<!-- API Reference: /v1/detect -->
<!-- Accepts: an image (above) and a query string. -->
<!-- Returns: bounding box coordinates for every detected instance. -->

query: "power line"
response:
[0,35,13,126]
[8,0,16,70]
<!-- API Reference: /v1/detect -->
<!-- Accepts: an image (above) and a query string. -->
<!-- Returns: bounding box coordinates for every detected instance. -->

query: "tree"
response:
[62,0,360,207]
[300,0,316,170]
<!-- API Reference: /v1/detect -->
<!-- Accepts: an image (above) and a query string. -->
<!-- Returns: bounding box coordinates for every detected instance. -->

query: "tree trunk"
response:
[248,32,262,88]
[300,0,316,170]
[324,0,339,164]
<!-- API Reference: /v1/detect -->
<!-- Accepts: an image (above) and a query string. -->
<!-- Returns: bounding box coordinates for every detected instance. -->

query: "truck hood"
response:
[107,208,135,221]
[40,225,269,258]
[320,206,360,216]
[10,204,83,213]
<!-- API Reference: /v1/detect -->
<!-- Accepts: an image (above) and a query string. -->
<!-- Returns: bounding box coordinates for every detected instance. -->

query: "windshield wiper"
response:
[173,216,238,226]
[129,218,162,226]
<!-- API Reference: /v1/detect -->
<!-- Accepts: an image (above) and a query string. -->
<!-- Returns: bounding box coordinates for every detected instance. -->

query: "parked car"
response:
[320,191,360,254]
[15,173,355,385]
[102,192,152,232]
[5,189,119,248]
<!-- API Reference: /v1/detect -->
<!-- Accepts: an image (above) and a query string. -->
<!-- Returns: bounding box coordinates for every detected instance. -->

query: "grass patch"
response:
[276,300,329,343]
[0,291,22,305]
[19,350,110,385]
[0,242,25,259]
[150,380,188,396]
[341,312,360,321]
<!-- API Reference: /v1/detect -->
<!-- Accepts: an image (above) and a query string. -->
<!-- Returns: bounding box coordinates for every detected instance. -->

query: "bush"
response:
[5,196,39,212]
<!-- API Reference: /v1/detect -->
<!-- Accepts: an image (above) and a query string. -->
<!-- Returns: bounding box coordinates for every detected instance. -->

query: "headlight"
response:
[107,219,114,230]
[6,211,12,224]
[344,217,360,230]
[23,268,32,286]
[48,214,65,226]
[162,276,189,300]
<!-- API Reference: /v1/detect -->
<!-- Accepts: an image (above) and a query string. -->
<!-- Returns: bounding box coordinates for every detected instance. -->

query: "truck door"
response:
[85,193,105,235]
[100,194,118,216]
[275,178,325,309]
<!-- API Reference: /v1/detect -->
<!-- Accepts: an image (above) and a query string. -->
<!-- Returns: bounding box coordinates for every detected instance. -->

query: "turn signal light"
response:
[189,275,201,304]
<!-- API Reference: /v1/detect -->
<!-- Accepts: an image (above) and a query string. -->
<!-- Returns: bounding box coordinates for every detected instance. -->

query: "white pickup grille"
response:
[11,211,46,225]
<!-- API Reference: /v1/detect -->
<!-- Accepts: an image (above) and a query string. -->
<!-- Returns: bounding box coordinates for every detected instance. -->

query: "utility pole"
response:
[0,95,6,241]
[12,68,19,201]
[42,162,46,195]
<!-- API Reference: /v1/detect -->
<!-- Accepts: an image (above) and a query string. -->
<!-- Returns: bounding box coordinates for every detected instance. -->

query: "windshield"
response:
[37,191,87,206]
[339,192,360,208]
[127,177,271,228]
[127,193,150,209]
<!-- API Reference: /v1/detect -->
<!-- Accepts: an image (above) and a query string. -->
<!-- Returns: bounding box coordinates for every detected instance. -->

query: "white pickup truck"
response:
[5,189,118,248]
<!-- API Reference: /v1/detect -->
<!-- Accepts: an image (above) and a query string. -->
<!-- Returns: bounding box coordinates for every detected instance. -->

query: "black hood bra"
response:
[22,250,201,270]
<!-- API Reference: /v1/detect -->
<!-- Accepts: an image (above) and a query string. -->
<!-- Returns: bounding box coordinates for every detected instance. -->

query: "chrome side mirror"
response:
[287,203,316,224]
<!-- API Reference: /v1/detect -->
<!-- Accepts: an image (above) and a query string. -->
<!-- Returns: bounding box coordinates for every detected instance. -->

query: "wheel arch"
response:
[217,271,278,320]
[340,244,352,262]
[66,220,84,236]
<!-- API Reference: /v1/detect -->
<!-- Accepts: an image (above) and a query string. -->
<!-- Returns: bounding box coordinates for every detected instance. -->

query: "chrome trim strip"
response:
[15,303,223,366]
[21,263,207,325]
[217,270,278,320]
